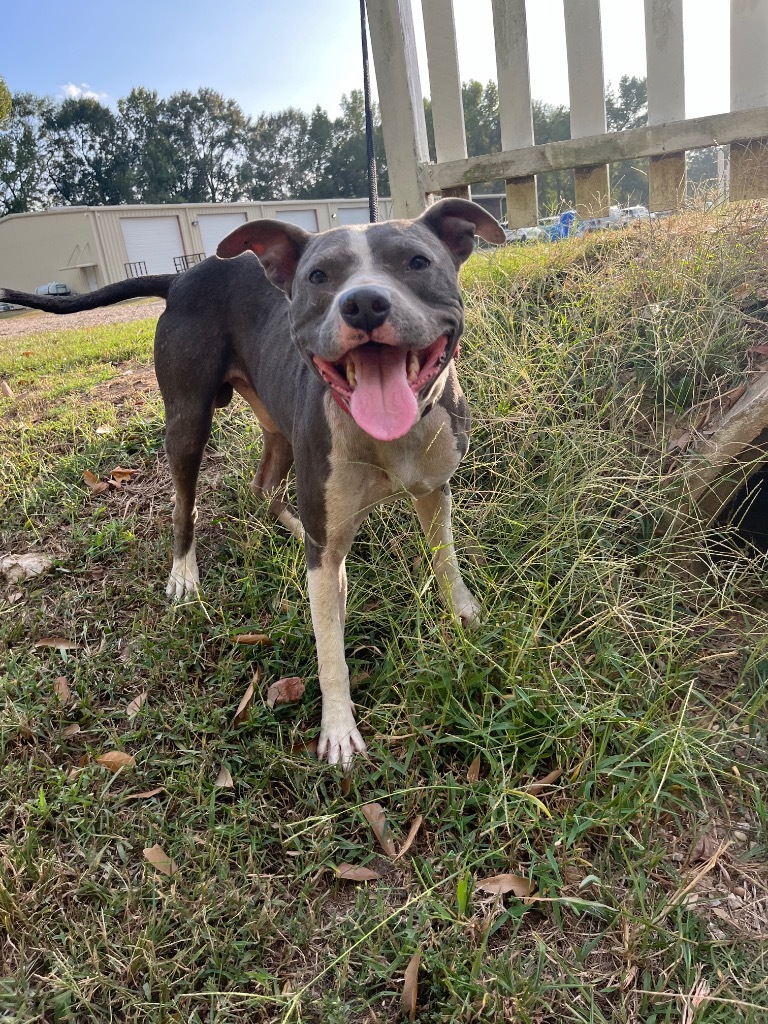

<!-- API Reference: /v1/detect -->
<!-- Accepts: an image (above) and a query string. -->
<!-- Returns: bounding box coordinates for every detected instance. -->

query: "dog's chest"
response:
[324,404,464,521]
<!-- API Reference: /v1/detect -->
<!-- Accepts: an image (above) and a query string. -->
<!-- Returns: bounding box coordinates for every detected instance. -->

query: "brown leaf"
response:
[467,753,481,783]
[334,863,381,881]
[731,282,752,301]
[123,787,165,801]
[395,814,423,861]
[690,833,720,862]
[475,873,534,897]
[53,676,72,702]
[1,381,14,399]
[401,949,420,1022]
[214,765,234,788]
[266,676,305,710]
[96,750,136,772]
[340,775,351,797]
[748,343,768,357]
[109,466,139,488]
[231,632,272,646]
[126,691,147,719]
[34,637,76,650]
[95,424,113,435]
[83,470,109,495]
[232,678,255,727]
[291,736,318,757]
[525,767,563,796]
[143,844,177,876]
[0,552,54,581]
[62,723,81,739]
[361,802,397,857]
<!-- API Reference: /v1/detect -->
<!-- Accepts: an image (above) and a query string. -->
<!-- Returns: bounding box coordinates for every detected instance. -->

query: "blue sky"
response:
[2,1,729,120]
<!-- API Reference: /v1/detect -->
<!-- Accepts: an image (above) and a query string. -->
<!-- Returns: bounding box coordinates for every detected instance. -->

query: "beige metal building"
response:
[0,198,394,294]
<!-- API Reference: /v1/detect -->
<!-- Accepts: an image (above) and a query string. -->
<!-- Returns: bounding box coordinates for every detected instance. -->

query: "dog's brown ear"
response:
[417,198,506,265]
[217,220,310,293]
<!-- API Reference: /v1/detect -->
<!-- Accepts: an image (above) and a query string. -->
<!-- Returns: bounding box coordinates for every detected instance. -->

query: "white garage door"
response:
[198,212,247,257]
[121,216,184,275]
[336,207,370,225]
[276,209,319,232]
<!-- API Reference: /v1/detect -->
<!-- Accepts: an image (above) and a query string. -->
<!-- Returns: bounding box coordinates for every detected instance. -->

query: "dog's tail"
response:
[0,275,175,314]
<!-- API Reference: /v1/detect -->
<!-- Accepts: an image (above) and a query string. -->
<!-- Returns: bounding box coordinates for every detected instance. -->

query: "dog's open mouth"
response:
[312,335,450,441]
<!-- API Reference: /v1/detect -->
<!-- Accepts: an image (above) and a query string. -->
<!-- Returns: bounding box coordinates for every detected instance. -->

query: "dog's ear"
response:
[416,198,506,265]
[217,220,310,293]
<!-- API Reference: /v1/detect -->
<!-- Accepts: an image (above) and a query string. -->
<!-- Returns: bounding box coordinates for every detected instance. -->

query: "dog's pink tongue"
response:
[348,346,418,441]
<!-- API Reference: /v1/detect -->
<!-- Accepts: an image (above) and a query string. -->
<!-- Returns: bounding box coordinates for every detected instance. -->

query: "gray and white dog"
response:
[2,198,504,767]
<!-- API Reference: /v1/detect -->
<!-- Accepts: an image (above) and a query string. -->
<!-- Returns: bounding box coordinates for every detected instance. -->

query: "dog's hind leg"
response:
[251,429,304,541]
[413,484,481,628]
[163,404,213,599]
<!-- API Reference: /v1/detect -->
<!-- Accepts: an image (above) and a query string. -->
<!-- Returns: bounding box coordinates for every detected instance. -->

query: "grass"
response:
[1,203,767,1023]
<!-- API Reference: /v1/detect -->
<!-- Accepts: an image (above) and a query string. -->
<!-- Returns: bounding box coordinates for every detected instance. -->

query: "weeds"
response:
[1,207,767,1022]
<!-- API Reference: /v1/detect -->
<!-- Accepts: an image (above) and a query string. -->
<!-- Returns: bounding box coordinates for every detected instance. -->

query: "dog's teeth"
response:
[407,351,419,382]
[346,360,357,388]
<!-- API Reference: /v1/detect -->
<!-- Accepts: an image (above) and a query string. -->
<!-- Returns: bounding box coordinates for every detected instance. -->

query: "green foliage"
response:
[0,75,11,126]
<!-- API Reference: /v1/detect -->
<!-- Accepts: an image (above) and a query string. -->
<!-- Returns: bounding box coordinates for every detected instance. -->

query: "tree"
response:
[44,97,132,206]
[117,87,178,203]
[606,76,649,206]
[0,77,11,127]
[0,92,53,215]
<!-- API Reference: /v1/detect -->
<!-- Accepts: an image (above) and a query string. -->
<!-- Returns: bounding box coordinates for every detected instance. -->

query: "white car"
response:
[503,224,543,244]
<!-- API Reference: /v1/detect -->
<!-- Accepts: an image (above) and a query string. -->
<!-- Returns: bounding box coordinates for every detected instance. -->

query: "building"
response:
[0,197,394,294]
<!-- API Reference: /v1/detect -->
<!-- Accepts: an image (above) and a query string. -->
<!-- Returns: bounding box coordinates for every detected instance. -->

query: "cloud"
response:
[60,82,109,102]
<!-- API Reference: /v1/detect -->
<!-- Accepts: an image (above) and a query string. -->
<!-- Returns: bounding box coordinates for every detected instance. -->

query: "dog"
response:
[2,198,505,767]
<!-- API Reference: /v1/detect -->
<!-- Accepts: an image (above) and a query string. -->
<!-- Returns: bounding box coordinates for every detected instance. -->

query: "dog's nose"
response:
[338,286,392,332]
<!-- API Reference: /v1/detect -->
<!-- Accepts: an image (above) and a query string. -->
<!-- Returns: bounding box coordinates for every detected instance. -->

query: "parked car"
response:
[501,222,543,244]
[620,205,651,225]
[35,281,71,296]
[0,301,19,312]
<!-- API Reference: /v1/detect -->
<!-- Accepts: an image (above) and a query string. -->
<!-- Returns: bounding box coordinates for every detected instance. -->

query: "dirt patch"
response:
[0,299,165,338]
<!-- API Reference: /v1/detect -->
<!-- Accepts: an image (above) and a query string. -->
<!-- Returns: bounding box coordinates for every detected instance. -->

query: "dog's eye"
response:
[409,255,431,271]
[308,269,328,285]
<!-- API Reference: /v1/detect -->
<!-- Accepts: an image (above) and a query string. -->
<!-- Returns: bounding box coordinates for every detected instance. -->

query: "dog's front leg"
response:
[413,484,481,627]
[306,539,366,768]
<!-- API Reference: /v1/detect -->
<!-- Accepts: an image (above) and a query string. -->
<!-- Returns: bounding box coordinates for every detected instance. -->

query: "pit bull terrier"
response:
[2,199,505,767]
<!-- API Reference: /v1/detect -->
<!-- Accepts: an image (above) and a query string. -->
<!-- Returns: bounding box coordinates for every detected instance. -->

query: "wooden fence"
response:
[366,0,768,226]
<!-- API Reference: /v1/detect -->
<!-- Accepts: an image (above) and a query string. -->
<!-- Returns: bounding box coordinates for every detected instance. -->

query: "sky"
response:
[2,1,730,122]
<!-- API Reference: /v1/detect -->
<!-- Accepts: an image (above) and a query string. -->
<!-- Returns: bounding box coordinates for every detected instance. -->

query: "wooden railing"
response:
[366,0,768,226]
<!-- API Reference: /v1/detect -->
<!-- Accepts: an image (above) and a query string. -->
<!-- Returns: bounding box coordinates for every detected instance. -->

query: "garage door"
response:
[121,216,184,275]
[198,212,247,257]
[275,209,319,232]
[336,207,370,226]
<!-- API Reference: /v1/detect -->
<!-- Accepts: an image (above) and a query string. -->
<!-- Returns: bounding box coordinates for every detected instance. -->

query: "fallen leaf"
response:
[143,844,177,876]
[62,723,81,739]
[334,863,381,881]
[731,282,752,301]
[1,381,13,399]
[109,466,139,488]
[340,775,351,797]
[266,676,305,710]
[34,637,76,650]
[475,873,534,897]
[96,750,136,772]
[361,802,397,857]
[126,691,147,719]
[401,949,420,1022]
[123,787,165,801]
[395,814,423,861]
[291,736,318,756]
[231,632,272,646]
[525,767,563,796]
[467,753,481,783]
[95,424,113,435]
[22,350,33,357]
[748,343,768,357]
[0,552,53,585]
[83,470,109,495]
[690,833,720,862]
[53,676,72,702]
[214,765,234,788]
[232,678,255,727]
[667,429,692,452]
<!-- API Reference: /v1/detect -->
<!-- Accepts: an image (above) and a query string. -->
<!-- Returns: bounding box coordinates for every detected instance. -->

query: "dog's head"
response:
[217,199,504,441]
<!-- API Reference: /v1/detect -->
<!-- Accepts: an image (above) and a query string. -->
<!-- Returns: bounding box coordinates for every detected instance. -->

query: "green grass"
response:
[1,206,767,1023]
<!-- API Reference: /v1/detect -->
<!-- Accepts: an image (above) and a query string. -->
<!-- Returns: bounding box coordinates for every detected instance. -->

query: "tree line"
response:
[0,74,716,219]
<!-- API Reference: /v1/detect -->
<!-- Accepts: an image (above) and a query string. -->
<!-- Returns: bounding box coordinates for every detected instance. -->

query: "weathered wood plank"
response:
[730,0,768,201]
[564,0,609,214]
[645,0,686,211]
[421,108,768,192]
[366,0,430,217]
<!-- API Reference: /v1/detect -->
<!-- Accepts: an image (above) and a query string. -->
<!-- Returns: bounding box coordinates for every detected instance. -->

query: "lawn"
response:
[1,205,767,1023]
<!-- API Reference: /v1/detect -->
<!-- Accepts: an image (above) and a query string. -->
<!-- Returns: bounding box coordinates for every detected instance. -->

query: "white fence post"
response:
[421,0,470,199]
[563,0,610,215]
[730,0,768,201]
[366,0,430,217]
[492,0,538,229]
[644,0,686,212]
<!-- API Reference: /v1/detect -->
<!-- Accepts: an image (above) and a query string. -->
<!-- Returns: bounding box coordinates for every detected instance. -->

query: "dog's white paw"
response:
[165,549,200,600]
[318,707,367,770]
[452,586,482,629]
